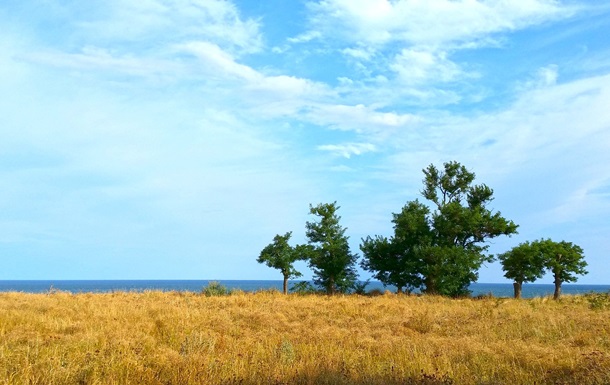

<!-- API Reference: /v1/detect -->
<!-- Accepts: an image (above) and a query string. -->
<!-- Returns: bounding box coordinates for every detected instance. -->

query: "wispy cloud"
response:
[304,104,418,134]
[304,0,574,47]
[390,49,467,85]
[317,142,377,158]
[77,0,263,54]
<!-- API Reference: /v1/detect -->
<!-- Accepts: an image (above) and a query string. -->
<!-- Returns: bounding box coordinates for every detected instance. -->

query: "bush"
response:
[201,281,229,297]
[289,281,318,295]
[586,291,610,310]
[351,280,370,295]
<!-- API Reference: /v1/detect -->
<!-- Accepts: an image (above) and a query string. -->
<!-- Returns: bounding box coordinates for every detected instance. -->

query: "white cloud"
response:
[305,0,574,47]
[287,30,322,43]
[318,142,377,158]
[248,75,329,100]
[176,41,259,81]
[538,65,559,86]
[342,47,374,61]
[378,71,610,234]
[22,46,181,79]
[19,38,332,121]
[305,104,418,133]
[300,0,574,101]
[78,0,263,54]
[515,64,560,92]
[390,49,465,85]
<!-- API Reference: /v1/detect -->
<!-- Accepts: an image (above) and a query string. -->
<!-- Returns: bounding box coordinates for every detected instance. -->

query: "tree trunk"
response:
[513,281,522,299]
[553,277,562,300]
[283,275,288,295]
[329,277,336,295]
[397,286,403,294]
[424,276,437,295]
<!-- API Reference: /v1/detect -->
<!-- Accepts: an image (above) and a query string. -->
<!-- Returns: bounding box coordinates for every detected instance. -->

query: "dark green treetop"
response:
[420,161,518,296]
[360,161,518,297]
[306,202,358,295]
[360,200,430,293]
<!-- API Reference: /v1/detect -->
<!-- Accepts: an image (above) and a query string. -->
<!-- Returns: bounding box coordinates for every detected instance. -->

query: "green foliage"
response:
[351,280,370,295]
[305,202,358,295]
[257,232,307,294]
[289,281,318,295]
[201,281,230,297]
[499,239,587,300]
[498,241,546,284]
[498,241,546,297]
[361,161,518,297]
[536,238,587,299]
[586,291,610,310]
[360,201,429,294]
[277,339,295,364]
[537,239,587,283]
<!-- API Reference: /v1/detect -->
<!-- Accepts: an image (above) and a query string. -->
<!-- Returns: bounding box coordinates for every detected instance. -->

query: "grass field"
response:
[0,290,609,385]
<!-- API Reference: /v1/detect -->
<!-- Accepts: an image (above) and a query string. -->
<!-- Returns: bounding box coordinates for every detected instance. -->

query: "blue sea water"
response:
[0,280,608,298]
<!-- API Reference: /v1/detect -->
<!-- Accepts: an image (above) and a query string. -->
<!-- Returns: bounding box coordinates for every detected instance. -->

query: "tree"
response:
[305,202,358,295]
[420,161,519,296]
[498,241,546,298]
[360,201,430,293]
[360,161,518,297]
[537,239,587,300]
[257,232,305,294]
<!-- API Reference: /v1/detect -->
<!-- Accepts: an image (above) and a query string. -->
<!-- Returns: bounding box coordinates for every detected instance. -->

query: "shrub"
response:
[201,281,229,297]
[351,280,370,295]
[289,281,318,295]
[586,291,610,310]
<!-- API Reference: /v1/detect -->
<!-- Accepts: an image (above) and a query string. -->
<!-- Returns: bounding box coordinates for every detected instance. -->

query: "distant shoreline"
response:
[0,280,608,298]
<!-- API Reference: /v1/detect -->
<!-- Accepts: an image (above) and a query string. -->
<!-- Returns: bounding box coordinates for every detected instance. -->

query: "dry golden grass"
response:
[0,290,609,385]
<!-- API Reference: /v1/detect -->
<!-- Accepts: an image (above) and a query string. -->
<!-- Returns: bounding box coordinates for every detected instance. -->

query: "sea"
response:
[0,280,608,298]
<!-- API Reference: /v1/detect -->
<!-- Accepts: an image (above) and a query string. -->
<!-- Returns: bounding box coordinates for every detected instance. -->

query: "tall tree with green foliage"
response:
[419,161,518,296]
[360,161,518,297]
[305,202,358,295]
[498,241,546,298]
[257,232,305,294]
[360,201,430,293]
[537,239,587,300]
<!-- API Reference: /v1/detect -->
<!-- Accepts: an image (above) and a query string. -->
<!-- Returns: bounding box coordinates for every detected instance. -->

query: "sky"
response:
[1,0,609,284]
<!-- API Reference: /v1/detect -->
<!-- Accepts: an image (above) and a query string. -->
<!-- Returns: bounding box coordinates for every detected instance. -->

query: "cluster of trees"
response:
[499,240,587,299]
[257,202,357,295]
[257,161,587,299]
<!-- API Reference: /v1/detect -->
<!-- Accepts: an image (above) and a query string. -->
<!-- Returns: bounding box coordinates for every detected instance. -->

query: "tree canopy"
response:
[498,241,546,298]
[499,239,587,299]
[306,202,358,295]
[360,201,430,294]
[361,161,518,297]
[537,239,587,299]
[257,232,305,294]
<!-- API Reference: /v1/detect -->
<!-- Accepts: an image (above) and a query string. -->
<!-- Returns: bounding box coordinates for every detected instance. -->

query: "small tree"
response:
[257,232,305,294]
[305,202,358,295]
[537,239,587,300]
[498,241,545,298]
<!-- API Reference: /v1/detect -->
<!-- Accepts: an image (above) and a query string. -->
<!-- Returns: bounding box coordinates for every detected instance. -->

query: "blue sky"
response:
[1,0,609,284]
